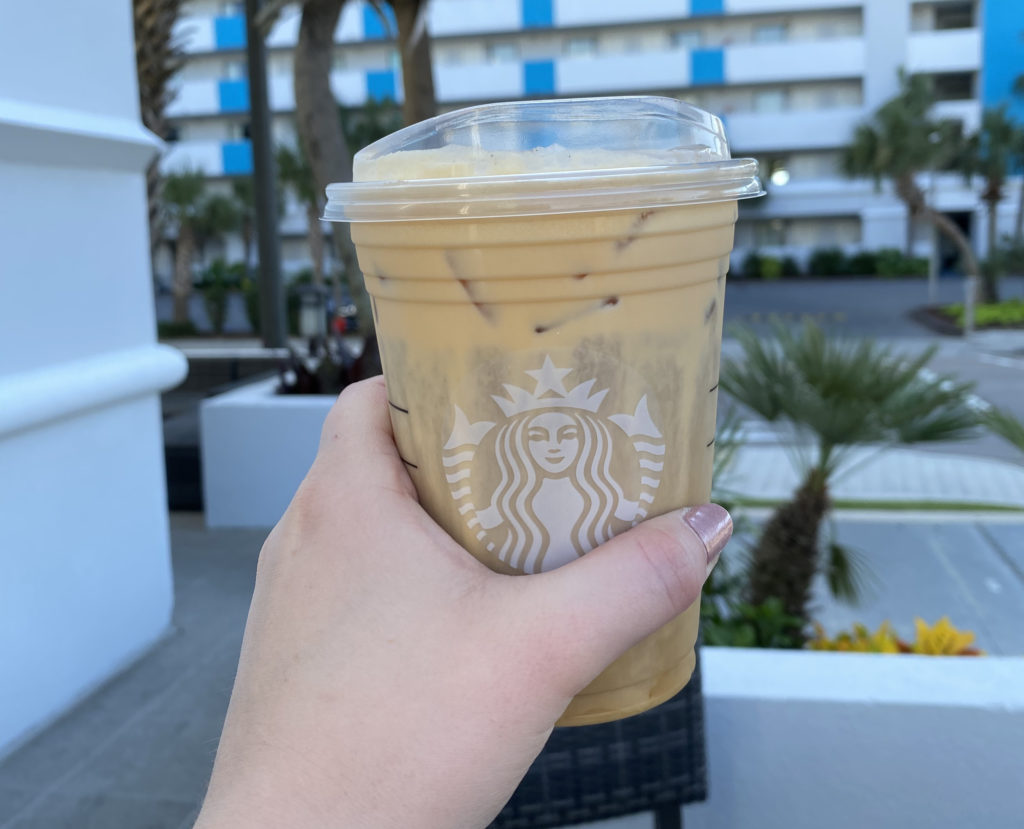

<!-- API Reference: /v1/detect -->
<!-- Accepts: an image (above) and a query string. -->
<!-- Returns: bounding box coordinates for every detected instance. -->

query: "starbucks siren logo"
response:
[443,356,664,574]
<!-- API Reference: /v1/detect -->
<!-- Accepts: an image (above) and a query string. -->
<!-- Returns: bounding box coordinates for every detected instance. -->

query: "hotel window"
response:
[672,29,703,49]
[753,23,788,43]
[565,36,598,57]
[487,41,520,63]
[753,88,788,113]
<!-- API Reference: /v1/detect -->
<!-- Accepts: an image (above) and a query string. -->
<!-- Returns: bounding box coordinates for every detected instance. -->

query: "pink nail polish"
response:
[681,504,733,568]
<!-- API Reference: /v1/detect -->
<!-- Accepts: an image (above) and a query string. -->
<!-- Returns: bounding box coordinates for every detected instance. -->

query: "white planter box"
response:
[200,378,335,528]
[689,647,1024,829]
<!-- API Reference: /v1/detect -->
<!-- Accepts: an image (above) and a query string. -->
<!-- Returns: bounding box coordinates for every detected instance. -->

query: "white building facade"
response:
[163,0,1024,275]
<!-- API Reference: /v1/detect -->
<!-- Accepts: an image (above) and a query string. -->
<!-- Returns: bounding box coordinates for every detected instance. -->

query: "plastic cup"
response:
[325,96,762,726]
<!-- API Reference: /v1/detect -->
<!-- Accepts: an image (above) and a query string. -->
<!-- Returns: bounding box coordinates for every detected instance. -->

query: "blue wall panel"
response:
[691,49,724,86]
[691,0,724,16]
[983,1,1024,122]
[524,60,555,95]
[214,15,246,50]
[222,141,253,175]
[363,2,397,39]
[523,0,553,29]
[218,79,250,112]
[367,69,397,102]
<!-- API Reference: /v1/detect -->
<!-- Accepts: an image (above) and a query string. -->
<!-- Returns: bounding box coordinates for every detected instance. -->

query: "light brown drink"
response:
[326,97,761,725]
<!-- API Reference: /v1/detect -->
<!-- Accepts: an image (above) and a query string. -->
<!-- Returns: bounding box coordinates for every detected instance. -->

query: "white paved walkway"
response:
[718,445,1024,508]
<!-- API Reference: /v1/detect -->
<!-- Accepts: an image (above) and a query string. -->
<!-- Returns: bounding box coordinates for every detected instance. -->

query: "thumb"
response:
[525,504,732,690]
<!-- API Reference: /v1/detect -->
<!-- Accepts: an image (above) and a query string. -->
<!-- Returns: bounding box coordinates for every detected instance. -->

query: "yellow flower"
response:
[909,617,984,656]
[808,621,899,653]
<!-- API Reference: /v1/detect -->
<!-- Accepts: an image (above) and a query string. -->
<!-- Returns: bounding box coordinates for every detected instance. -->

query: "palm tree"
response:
[276,143,326,286]
[960,106,1019,302]
[385,0,437,125]
[982,406,1024,454]
[339,98,404,156]
[721,323,981,644]
[842,71,980,292]
[132,0,185,266]
[162,173,240,323]
[195,193,242,261]
[162,170,206,323]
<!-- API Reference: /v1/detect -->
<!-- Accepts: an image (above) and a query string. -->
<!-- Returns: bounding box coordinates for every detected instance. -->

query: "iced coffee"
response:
[324,97,762,725]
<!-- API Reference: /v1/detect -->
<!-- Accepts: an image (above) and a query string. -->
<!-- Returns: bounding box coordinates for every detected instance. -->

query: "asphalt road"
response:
[723,275,1024,338]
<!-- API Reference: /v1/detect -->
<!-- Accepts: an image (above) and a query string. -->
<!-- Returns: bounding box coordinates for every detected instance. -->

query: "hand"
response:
[195,377,731,829]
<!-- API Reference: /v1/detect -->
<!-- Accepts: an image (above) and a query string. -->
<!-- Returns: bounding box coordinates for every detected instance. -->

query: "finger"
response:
[312,376,416,499]
[522,504,732,688]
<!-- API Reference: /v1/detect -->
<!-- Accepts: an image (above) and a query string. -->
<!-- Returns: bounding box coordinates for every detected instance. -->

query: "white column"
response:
[0,2,187,756]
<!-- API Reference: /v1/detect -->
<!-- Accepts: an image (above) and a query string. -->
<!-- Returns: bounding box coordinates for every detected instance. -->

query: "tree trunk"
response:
[923,206,987,298]
[306,200,325,287]
[393,0,436,126]
[172,222,195,324]
[747,468,830,645]
[897,173,985,301]
[905,207,914,256]
[982,198,1000,304]
[294,0,373,340]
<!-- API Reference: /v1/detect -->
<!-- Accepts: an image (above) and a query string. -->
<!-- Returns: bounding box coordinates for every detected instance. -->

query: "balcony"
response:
[725,107,864,153]
[726,37,864,84]
[557,49,690,95]
[906,29,981,74]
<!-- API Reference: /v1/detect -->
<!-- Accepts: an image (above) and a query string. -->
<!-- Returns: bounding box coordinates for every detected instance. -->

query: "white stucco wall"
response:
[687,648,1024,829]
[0,1,187,756]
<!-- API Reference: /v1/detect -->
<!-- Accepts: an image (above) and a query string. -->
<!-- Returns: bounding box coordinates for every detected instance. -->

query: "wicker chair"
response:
[490,648,706,829]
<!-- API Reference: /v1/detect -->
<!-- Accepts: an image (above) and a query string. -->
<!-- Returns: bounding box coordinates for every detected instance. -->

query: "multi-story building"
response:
[162,0,1024,278]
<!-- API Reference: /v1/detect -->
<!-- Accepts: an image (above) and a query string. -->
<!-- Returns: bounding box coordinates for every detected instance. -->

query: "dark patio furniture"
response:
[491,648,706,829]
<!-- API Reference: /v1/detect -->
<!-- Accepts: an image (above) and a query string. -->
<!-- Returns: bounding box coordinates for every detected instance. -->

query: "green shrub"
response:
[760,256,783,281]
[781,256,802,277]
[808,247,850,276]
[875,247,927,277]
[741,251,764,279]
[944,298,1024,329]
[157,320,198,339]
[848,250,878,276]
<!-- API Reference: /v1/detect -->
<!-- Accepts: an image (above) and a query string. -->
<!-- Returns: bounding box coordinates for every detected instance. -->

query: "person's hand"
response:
[195,377,731,829]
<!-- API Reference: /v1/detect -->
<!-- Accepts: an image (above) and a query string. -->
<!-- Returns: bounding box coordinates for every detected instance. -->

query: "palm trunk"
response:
[294,0,373,340]
[306,201,325,287]
[983,199,1000,304]
[905,208,914,256]
[393,0,436,126]
[172,222,195,324]
[747,467,830,645]
[923,206,987,300]
[146,159,164,268]
[898,174,984,302]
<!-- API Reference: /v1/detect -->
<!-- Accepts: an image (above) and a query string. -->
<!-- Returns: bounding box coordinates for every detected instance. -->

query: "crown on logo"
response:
[492,356,609,417]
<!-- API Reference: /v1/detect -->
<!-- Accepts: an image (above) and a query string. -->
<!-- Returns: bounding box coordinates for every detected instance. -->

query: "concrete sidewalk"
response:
[719,444,1024,508]
[1,511,1022,828]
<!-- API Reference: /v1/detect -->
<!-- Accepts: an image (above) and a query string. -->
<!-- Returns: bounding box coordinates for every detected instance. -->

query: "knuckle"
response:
[633,525,703,617]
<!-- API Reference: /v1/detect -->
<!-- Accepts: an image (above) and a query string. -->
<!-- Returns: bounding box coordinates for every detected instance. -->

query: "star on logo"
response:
[524,355,573,398]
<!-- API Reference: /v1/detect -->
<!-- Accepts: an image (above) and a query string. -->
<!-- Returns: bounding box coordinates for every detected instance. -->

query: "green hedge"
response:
[740,248,930,278]
[944,298,1024,329]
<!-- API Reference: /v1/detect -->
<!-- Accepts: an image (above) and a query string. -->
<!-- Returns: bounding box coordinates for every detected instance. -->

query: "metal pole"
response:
[245,0,287,348]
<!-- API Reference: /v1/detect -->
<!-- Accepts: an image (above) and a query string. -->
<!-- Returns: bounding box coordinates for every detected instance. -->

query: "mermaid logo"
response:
[443,356,664,574]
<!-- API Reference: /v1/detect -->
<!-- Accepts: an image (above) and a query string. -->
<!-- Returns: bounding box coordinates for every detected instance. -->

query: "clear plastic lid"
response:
[323,96,763,222]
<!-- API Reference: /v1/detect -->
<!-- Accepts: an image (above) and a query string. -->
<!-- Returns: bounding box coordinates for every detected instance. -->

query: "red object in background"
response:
[332,315,348,334]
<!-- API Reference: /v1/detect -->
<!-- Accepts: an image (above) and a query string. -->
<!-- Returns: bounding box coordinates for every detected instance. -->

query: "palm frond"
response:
[721,321,982,453]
